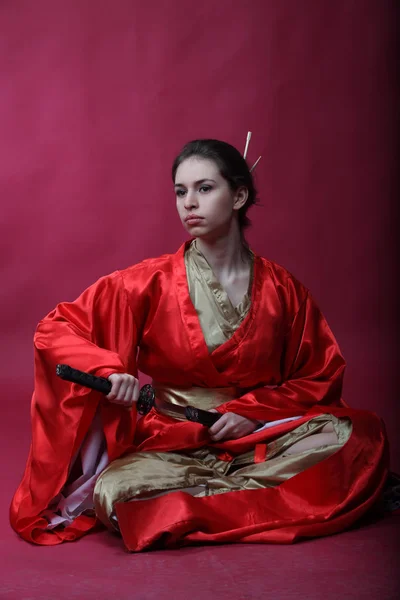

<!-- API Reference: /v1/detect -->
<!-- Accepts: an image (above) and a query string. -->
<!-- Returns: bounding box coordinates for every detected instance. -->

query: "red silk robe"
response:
[10,242,389,548]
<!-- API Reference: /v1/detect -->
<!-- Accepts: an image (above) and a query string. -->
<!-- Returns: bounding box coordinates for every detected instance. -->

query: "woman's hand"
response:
[208,412,260,442]
[106,373,139,408]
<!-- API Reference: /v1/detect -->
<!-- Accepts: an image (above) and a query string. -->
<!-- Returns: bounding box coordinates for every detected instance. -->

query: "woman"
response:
[10,139,389,550]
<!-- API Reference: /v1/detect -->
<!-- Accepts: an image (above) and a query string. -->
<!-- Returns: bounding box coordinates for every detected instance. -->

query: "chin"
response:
[194,230,223,243]
[185,224,208,234]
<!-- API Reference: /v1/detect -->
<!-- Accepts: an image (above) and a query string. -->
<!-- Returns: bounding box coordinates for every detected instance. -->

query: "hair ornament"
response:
[243,131,262,172]
[250,155,262,172]
[243,131,252,159]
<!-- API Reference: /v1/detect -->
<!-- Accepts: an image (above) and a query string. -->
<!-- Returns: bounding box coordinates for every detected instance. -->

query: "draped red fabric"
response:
[116,408,388,551]
[10,243,389,548]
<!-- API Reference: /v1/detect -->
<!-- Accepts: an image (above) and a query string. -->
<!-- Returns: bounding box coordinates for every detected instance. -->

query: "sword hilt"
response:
[56,364,112,394]
[55,364,154,414]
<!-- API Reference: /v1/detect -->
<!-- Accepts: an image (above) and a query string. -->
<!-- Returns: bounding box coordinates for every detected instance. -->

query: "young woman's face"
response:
[174,157,245,240]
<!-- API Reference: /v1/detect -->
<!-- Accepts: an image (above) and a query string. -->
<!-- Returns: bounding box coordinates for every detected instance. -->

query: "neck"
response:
[194,224,250,277]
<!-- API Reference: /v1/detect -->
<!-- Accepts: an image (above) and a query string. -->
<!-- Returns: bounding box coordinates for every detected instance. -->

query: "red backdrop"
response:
[0,0,398,484]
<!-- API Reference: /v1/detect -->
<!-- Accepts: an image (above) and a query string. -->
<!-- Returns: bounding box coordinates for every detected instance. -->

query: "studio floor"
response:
[1,514,398,600]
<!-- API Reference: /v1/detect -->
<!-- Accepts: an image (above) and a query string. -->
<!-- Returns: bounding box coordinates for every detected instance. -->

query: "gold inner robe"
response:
[93,241,351,528]
[185,240,253,352]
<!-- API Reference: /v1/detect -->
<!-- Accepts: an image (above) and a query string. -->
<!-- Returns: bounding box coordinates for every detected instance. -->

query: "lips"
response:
[185,215,204,223]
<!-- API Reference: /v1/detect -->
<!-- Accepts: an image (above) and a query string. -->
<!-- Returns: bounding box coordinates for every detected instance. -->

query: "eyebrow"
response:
[174,179,216,188]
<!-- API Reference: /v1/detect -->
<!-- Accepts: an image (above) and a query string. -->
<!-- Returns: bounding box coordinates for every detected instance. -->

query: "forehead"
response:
[175,157,221,184]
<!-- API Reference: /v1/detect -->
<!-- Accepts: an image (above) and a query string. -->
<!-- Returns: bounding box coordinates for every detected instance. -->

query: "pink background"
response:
[0,0,398,518]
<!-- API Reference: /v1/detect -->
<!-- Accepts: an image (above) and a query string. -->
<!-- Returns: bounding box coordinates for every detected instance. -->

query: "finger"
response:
[209,414,228,436]
[132,378,140,402]
[121,377,139,401]
[122,386,137,409]
[122,383,135,403]
[106,377,123,400]
[116,386,134,410]
[121,378,139,409]
[210,424,231,442]
[112,380,130,403]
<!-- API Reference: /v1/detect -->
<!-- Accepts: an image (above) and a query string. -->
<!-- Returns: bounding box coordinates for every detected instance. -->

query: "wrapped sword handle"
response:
[55,364,154,414]
[56,364,112,395]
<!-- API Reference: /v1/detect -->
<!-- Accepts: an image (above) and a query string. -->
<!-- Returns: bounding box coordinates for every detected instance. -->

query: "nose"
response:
[184,190,199,210]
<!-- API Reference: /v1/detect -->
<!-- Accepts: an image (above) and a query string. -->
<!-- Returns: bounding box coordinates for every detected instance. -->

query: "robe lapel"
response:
[172,242,262,385]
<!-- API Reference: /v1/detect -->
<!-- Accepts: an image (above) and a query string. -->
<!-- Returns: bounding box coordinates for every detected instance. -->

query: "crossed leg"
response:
[93,416,350,529]
[283,422,338,455]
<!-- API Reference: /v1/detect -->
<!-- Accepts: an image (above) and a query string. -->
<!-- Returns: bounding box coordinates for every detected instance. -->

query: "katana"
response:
[56,364,221,428]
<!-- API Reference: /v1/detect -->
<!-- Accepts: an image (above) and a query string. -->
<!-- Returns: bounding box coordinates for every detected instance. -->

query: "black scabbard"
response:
[185,406,221,427]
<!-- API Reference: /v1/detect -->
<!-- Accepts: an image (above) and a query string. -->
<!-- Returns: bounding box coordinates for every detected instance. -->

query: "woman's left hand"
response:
[208,411,260,442]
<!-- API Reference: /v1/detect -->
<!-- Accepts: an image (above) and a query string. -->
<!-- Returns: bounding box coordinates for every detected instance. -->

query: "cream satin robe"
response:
[94,242,351,528]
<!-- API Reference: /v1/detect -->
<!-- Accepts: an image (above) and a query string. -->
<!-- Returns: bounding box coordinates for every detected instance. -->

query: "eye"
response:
[175,189,186,197]
[199,185,212,193]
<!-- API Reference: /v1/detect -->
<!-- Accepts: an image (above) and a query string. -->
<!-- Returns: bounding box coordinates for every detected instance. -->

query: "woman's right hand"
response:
[106,373,139,408]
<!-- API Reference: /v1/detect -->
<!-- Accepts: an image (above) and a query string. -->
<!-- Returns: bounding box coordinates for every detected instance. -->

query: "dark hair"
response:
[172,139,258,231]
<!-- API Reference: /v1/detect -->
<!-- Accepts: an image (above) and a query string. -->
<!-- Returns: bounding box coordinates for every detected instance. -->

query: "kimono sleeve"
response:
[10,271,139,545]
[34,270,139,381]
[218,291,347,422]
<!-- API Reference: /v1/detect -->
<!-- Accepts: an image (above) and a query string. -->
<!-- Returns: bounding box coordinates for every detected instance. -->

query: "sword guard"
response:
[137,384,155,415]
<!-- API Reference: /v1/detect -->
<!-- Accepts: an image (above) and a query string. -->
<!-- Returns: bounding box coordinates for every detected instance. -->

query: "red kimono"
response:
[10,242,389,547]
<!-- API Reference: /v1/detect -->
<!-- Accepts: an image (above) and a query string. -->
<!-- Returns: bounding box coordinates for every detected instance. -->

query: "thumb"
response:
[133,378,140,402]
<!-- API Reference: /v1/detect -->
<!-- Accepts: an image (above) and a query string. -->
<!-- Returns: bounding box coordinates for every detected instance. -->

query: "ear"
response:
[233,186,248,211]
